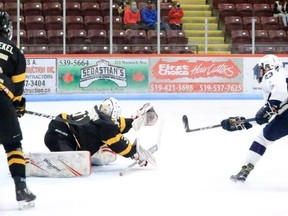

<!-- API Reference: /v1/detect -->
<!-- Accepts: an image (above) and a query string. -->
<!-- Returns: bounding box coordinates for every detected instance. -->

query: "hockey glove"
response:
[221,116,252,132]
[13,97,26,118]
[88,105,100,121]
[132,152,148,167]
[132,103,158,131]
[132,142,156,167]
[255,101,278,125]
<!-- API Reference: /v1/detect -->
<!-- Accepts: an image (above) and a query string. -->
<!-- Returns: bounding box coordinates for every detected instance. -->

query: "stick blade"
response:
[182,115,190,132]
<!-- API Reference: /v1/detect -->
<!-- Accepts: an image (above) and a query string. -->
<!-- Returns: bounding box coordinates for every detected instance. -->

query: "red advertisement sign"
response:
[150,58,243,93]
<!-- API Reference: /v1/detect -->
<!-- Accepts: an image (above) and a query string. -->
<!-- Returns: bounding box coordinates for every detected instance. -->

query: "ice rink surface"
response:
[1,99,288,216]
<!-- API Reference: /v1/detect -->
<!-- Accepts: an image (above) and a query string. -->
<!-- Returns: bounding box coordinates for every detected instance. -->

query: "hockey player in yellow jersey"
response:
[44,97,158,167]
[0,11,36,209]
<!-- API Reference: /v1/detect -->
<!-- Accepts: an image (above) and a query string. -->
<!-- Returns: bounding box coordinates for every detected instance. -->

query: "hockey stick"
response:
[25,110,91,126]
[182,115,256,133]
[119,118,164,176]
[119,144,158,176]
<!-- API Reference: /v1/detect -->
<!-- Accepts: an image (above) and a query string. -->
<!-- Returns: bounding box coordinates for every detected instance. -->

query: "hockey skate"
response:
[15,182,36,210]
[230,163,254,183]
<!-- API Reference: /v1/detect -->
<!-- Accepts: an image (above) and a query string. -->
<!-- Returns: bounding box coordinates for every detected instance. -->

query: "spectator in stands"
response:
[141,0,170,31]
[168,1,184,30]
[117,0,130,18]
[123,0,146,30]
[273,0,288,27]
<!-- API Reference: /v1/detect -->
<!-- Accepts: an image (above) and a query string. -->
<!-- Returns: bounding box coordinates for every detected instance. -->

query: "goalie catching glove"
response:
[132,103,158,131]
[221,116,252,132]
[255,101,279,125]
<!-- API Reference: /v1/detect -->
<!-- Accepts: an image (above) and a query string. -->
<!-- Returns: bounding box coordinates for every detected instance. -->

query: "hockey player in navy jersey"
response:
[221,54,288,182]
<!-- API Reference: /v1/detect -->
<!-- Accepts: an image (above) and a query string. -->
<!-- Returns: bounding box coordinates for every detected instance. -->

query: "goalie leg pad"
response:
[25,151,91,177]
[91,145,117,166]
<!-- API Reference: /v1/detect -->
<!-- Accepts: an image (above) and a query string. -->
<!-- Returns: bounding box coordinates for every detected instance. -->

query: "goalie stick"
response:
[119,118,164,176]
[182,115,256,133]
[25,110,91,126]
[119,144,158,176]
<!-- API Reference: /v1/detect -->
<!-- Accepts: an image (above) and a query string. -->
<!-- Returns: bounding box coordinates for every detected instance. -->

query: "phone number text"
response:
[25,80,46,87]
[150,82,243,93]
[58,59,89,67]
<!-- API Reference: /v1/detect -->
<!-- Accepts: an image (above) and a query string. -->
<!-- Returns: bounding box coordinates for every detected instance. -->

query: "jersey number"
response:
[264,71,273,80]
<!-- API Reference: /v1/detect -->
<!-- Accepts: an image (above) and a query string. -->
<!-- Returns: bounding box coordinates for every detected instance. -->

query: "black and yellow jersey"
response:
[49,112,137,158]
[0,35,26,102]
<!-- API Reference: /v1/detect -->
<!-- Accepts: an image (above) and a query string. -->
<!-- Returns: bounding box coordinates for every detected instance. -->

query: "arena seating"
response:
[67,29,87,44]
[166,30,188,44]
[115,46,133,54]
[81,2,101,16]
[12,29,27,44]
[9,1,192,54]
[131,46,153,54]
[242,16,261,30]
[87,29,108,44]
[224,16,243,38]
[235,3,253,17]
[66,16,85,30]
[47,30,64,44]
[268,29,288,43]
[126,29,148,44]
[42,2,62,16]
[66,2,82,16]
[253,3,273,17]
[45,16,63,30]
[252,29,271,43]
[147,30,168,44]
[260,16,281,30]
[5,2,22,16]
[217,0,288,53]
[29,45,50,54]
[84,16,103,31]
[25,15,45,30]
[24,2,43,16]
[27,29,48,44]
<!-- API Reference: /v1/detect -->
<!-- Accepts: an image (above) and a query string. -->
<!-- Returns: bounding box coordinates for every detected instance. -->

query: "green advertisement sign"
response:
[57,58,149,93]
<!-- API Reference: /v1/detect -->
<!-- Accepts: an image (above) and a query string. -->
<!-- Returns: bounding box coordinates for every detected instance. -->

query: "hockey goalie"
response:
[26,98,158,177]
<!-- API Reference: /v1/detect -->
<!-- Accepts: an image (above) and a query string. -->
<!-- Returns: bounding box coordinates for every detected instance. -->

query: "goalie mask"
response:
[99,97,121,120]
[257,54,283,83]
[0,11,13,40]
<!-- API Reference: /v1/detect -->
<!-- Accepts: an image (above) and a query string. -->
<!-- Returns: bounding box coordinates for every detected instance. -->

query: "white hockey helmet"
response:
[257,54,283,82]
[99,97,121,120]
[258,54,282,71]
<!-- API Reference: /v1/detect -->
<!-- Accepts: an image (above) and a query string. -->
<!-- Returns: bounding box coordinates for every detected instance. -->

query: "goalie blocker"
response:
[25,151,91,177]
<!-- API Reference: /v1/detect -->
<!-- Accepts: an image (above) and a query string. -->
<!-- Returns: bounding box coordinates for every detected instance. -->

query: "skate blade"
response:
[18,200,35,210]
[230,175,245,183]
